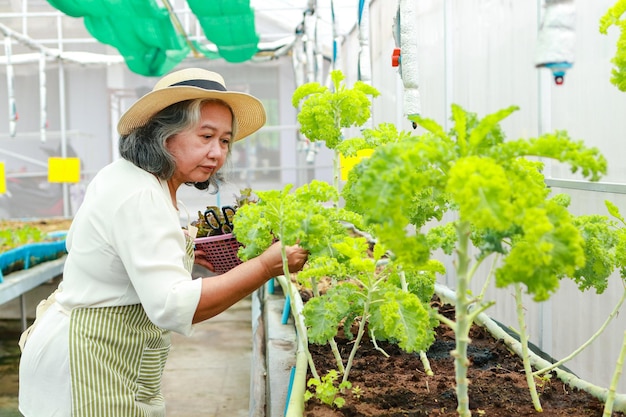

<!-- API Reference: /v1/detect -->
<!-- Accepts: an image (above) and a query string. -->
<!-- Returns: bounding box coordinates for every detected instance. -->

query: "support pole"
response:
[56,14,70,218]
[39,52,47,143]
[358,0,373,130]
[4,35,17,137]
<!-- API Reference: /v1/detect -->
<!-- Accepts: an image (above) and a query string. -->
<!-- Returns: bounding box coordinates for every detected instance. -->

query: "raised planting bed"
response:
[0,218,72,282]
[261,281,626,417]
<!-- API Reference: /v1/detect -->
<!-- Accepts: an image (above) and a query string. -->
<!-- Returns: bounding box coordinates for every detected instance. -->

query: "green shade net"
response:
[187,0,260,63]
[46,0,259,76]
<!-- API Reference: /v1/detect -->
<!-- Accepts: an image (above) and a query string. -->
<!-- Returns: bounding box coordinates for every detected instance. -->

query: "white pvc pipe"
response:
[434,283,626,412]
[358,0,373,130]
[358,0,372,86]
[5,35,17,137]
[304,3,317,83]
[536,0,554,353]
[39,52,47,143]
[443,0,453,131]
[56,14,70,218]
[330,0,342,71]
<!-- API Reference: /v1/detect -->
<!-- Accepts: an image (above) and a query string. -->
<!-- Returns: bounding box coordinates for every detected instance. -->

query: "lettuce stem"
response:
[515,283,543,412]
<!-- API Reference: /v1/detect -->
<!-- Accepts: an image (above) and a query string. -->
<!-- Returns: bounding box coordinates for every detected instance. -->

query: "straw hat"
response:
[117,68,266,141]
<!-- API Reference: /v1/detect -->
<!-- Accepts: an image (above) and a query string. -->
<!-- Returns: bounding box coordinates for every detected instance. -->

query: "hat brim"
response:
[117,86,266,141]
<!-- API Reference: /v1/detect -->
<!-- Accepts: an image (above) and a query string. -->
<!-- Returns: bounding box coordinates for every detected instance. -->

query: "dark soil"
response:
[303,301,625,417]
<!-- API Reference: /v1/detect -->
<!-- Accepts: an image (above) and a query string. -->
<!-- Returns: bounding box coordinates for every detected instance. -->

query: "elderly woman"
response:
[18,68,308,417]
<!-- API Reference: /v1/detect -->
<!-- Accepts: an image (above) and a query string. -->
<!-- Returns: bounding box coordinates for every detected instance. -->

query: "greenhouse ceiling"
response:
[32,0,359,76]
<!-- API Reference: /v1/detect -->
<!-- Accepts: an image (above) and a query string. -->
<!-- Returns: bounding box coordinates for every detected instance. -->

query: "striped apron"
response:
[69,304,171,417]
[67,230,195,416]
[20,227,196,416]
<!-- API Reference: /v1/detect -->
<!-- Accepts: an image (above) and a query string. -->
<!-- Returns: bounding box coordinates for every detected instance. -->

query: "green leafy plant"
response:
[0,224,45,252]
[233,181,438,393]
[301,235,438,385]
[292,69,380,189]
[304,370,352,408]
[600,0,626,91]
[292,69,380,150]
[527,201,626,414]
[344,103,609,416]
[234,180,364,380]
[286,72,439,388]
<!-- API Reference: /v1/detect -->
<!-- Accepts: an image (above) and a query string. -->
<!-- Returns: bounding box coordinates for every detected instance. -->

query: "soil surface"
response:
[303,301,625,417]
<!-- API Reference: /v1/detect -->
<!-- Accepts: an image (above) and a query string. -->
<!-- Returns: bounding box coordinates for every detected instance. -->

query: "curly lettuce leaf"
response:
[368,285,436,353]
[303,282,363,344]
[347,103,609,301]
[292,70,380,149]
[571,214,619,293]
[600,0,626,91]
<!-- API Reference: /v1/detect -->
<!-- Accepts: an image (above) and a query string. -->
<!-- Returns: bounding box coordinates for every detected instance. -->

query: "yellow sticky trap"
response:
[0,162,5,194]
[339,149,374,181]
[48,157,81,183]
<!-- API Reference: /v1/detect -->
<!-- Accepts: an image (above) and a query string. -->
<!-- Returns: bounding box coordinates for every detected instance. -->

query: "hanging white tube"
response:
[330,0,343,71]
[5,35,17,137]
[443,0,454,132]
[39,52,47,143]
[358,0,372,86]
[358,0,373,130]
[535,0,576,85]
[399,0,421,120]
[304,4,317,83]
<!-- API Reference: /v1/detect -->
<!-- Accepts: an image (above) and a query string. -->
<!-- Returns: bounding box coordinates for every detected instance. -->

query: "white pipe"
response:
[277,275,309,417]
[4,35,17,137]
[0,148,48,168]
[0,22,122,65]
[330,0,342,71]
[304,2,317,83]
[56,14,70,218]
[358,0,373,130]
[20,0,27,37]
[536,0,554,353]
[39,52,47,143]
[358,0,372,86]
[443,0,453,131]
[434,283,626,412]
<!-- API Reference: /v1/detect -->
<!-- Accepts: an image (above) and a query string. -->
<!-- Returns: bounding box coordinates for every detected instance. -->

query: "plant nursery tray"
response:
[0,234,68,282]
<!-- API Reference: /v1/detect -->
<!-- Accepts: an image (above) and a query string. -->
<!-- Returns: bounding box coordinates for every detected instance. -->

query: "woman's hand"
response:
[194,249,216,273]
[258,241,308,277]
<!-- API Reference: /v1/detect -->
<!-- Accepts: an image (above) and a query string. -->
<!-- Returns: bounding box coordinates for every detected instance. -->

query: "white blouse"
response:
[19,158,203,417]
[55,158,202,334]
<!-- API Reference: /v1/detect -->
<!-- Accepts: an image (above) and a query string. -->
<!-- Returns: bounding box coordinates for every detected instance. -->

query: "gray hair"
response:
[118,98,237,192]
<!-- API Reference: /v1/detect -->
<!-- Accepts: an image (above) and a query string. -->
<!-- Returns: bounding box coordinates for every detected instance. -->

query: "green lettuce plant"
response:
[234,180,361,381]
[0,224,45,252]
[600,0,626,91]
[343,103,609,416]
[301,235,438,385]
[245,67,623,415]
[233,179,438,404]
[292,69,379,190]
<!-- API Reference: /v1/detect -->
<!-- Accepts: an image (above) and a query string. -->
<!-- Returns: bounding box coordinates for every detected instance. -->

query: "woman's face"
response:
[166,101,233,189]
